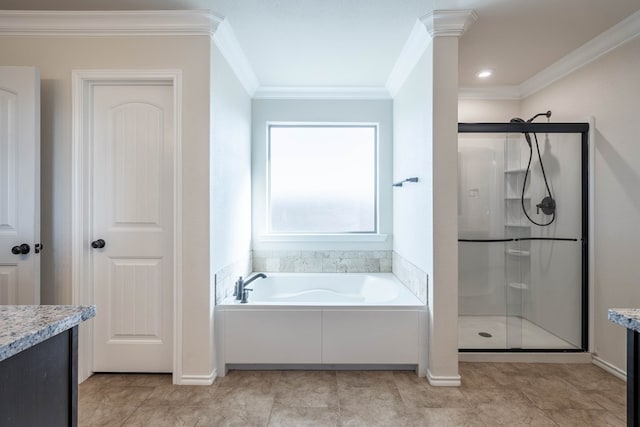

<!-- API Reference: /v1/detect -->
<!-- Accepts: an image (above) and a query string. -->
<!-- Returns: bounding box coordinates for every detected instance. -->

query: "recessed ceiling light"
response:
[477,69,493,79]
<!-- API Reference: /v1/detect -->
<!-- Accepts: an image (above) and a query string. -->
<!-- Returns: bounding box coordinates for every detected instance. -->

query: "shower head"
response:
[510,117,532,147]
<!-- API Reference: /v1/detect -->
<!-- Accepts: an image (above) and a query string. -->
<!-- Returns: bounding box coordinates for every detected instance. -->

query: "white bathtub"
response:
[215,273,427,376]
[223,273,423,306]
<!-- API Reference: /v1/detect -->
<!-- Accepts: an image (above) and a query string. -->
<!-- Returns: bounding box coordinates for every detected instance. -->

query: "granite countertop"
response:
[608,308,640,333]
[0,305,96,362]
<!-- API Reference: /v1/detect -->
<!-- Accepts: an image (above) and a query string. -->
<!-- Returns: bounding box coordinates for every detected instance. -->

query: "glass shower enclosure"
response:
[458,122,588,351]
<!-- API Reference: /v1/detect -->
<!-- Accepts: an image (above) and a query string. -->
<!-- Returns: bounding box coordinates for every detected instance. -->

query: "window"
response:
[268,124,377,234]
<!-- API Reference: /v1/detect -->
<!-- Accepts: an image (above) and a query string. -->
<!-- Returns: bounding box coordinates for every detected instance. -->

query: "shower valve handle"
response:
[536,197,556,216]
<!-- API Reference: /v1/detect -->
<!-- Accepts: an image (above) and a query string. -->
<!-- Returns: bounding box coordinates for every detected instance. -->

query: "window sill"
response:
[258,234,388,243]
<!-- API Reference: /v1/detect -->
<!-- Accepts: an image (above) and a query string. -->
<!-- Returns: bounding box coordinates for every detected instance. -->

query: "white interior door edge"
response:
[71,69,183,384]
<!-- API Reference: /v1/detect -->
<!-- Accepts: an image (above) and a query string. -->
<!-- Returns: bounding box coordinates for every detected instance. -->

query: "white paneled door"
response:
[92,83,173,372]
[0,67,40,305]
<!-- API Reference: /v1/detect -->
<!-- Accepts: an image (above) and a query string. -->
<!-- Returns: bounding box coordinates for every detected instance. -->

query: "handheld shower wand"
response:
[509,117,531,148]
[510,111,556,227]
[509,112,552,148]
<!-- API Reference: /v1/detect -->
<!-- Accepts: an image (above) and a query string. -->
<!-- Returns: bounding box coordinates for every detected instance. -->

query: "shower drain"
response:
[478,332,493,338]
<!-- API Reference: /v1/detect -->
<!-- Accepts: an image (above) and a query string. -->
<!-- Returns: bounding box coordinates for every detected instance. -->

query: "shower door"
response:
[458,123,588,352]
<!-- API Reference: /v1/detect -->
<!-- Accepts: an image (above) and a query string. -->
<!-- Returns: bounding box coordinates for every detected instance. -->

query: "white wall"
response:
[458,99,520,123]
[251,98,393,252]
[393,47,434,275]
[394,35,461,384]
[430,36,462,383]
[210,43,252,373]
[0,35,214,381]
[210,44,252,274]
[522,36,640,371]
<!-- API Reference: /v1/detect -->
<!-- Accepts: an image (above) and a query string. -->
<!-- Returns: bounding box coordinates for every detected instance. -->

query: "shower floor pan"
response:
[459,315,576,350]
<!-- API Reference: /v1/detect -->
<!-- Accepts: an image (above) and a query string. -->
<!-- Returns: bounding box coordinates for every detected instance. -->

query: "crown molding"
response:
[461,9,640,101]
[0,10,217,36]
[385,19,431,98]
[0,10,260,96]
[386,9,478,97]
[520,8,640,98]
[421,10,478,38]
[458,86,521,100]
[211,17,260,96]
[253,86,391,100]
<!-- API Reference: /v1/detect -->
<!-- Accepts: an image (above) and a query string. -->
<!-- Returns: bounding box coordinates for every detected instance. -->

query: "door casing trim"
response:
[71,69,183,384]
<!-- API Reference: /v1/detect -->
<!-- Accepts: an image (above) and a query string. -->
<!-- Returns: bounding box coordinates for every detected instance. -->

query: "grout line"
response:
[335,371,342,427]
[264,374,278,427]
[117,395,147,426]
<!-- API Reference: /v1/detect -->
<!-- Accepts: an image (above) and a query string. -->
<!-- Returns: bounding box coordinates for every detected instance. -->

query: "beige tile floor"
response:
[79,362,626,426]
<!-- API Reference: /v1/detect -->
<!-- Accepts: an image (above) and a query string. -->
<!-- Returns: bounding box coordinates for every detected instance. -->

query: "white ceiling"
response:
[2,0,640,88]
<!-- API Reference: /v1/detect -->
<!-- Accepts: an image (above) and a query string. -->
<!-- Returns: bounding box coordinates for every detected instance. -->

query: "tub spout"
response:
[244,273,267,287]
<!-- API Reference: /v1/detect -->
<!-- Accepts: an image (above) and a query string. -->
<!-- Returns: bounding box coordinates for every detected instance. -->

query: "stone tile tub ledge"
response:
[0,304,96,362]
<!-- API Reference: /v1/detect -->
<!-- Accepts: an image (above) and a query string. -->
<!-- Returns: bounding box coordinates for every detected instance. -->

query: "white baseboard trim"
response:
[459,352,593,364]
[78,370,93,384]
[426,369,461,387]
[592,356,626,381]
[177,370,217,386]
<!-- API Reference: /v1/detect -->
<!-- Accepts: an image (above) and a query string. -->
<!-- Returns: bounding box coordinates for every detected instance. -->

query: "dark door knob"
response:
[91,239,106,249]
[11,243,30,255]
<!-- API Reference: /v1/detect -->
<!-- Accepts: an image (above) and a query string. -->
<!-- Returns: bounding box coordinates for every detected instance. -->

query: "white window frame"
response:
[266,122,380,237]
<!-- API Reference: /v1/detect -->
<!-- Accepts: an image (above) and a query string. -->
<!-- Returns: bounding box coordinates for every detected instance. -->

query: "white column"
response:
[422,9,477,386]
